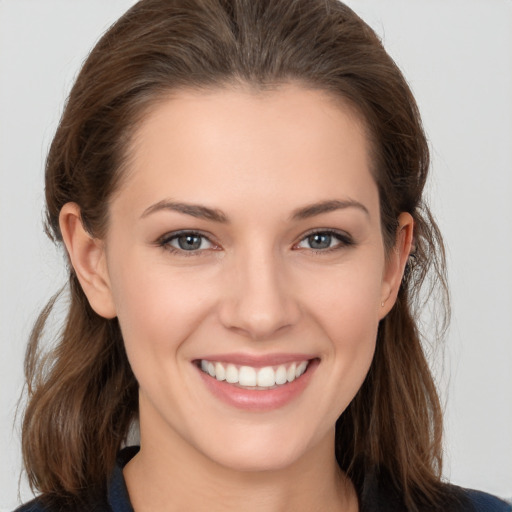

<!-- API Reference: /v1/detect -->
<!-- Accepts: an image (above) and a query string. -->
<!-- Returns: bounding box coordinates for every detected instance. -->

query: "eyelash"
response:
[295,229,354,253]
[156,229,354,256]
[156,230,217,257]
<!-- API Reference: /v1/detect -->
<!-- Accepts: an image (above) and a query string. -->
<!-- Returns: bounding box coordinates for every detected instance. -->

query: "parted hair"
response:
[22,1,451,510]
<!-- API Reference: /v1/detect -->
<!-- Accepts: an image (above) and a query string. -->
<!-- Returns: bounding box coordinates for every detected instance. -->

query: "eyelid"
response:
[155,228,354,255]
[156,229,219,255]
[293,228,354,252]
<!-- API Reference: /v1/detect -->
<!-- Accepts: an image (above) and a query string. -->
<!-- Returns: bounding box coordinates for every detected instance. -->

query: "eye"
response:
[158,231,216,253]
[295,230,353,252]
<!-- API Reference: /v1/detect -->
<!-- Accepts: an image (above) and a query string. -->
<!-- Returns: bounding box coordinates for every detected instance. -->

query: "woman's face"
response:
[99,85,405,471]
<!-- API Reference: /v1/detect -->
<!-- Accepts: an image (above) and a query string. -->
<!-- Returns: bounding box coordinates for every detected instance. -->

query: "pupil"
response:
[178,235,201,250]
[309,233,331,249]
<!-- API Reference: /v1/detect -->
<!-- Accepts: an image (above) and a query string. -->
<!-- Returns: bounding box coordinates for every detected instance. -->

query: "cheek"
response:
[303,262,382,403]
[321,283,379,375]
[107,255,214,364]
[305,261,383,339]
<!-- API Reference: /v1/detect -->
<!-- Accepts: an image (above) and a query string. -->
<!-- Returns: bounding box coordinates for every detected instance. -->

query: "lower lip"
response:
[196,359,319,411]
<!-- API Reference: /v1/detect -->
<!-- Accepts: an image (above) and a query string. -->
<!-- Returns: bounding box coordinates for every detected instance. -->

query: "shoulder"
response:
[12,499,57,512]
[13,500,46,512]
[358,465,511,512]
[12,495,111,512]
[12,447,138,512]
[461,488,512,512]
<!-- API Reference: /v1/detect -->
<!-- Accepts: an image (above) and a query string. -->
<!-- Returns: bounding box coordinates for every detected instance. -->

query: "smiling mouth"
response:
[196,359,314,390]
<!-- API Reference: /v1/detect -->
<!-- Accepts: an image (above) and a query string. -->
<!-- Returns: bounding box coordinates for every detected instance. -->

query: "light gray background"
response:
[1,1,511,510]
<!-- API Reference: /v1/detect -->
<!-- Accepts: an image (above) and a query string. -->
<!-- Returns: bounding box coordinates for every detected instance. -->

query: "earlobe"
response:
[379,212,414,319]
[59,203,117,319]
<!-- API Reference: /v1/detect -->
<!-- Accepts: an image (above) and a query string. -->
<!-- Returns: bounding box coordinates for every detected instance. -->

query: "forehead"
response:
[114,84,378,222]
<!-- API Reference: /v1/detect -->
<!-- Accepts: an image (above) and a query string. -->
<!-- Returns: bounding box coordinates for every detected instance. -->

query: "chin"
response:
[194,422,324,473]
[209,445,305,473]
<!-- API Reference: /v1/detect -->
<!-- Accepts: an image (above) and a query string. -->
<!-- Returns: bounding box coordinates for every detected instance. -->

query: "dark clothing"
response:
[14,446,512,512]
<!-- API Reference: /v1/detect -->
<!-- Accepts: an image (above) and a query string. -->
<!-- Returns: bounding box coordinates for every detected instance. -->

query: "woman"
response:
[15,1,511,511]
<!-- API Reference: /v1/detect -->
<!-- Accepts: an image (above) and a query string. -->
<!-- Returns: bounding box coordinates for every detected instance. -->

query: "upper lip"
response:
[194,353,317,367]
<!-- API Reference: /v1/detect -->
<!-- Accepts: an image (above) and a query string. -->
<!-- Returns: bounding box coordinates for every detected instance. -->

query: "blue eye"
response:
[296,230,353,251]
[306,233,334,250]
[159,231,214,253]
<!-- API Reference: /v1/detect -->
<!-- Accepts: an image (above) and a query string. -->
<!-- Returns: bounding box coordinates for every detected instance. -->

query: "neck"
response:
[123,414,357,512]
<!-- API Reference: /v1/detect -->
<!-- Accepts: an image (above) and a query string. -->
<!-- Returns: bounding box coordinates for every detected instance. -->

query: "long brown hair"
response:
[22,0,450,510]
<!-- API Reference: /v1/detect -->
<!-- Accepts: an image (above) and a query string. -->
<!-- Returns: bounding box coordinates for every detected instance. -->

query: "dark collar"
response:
[108,446,139,512]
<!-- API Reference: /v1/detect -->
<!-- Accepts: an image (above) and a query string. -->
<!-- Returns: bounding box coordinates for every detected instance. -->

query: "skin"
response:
[60,84,413,512]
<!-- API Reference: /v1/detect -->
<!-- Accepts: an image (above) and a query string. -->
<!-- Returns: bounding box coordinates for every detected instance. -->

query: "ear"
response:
[379,212,414,319]
[59,202,117,319]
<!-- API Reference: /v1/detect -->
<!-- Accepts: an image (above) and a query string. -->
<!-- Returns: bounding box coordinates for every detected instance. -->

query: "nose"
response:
[218,248,301,340]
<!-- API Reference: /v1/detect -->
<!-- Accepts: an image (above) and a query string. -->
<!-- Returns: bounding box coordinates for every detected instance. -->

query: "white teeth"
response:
[225,364,238,384]
[215,362,226,381]
[275,365,287,385]
[199,359,311,388]
[257,366,276,387]
[239,366,257,386]
[296,361,308,377]
[286,363,296,383]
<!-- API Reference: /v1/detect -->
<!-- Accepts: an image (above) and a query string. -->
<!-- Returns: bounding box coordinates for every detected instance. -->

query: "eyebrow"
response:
[140,200,228,223]
[290,199,369,221]
[140,198,369,223]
